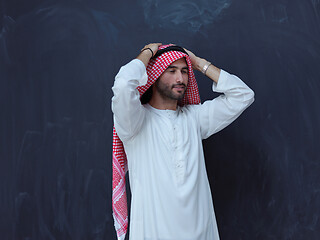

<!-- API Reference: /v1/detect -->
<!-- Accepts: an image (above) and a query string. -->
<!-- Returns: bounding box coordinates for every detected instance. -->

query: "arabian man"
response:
[112,43,255,240]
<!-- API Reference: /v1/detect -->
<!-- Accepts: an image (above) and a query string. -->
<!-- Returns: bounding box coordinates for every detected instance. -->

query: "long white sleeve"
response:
[194,69,255,139]
[111,59,148,142]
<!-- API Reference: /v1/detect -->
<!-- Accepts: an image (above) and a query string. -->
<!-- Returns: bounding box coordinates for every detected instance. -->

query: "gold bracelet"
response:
[201,61,211,75]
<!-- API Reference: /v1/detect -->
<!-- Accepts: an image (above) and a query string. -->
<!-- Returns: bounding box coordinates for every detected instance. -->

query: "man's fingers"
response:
[184,48,196,58]
[149,43,162,55]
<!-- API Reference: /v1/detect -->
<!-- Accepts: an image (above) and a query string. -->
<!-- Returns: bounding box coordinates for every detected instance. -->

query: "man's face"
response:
[154,58,189,101]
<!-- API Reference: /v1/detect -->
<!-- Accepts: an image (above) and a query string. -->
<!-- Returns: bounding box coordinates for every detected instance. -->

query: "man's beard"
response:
[155,80,187,101]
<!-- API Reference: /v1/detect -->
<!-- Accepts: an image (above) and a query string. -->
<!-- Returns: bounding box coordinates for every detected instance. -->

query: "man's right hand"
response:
[137,43,162,67]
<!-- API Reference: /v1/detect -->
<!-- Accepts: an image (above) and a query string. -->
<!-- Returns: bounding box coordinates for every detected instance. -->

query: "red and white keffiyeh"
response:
[112,44,200,240]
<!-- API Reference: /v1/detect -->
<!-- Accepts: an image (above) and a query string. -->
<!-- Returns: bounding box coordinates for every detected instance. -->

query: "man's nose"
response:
[176,71,183,83]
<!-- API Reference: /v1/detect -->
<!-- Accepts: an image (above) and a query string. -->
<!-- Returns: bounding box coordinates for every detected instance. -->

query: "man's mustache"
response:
[172,83,186,89]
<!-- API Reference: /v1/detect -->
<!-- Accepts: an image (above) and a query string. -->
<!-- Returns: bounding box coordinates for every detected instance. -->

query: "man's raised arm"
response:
[111,43,161,141]
[185,49,255,139]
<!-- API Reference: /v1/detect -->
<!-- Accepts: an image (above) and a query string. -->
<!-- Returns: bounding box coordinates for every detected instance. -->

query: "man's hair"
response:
[140,86,153,104]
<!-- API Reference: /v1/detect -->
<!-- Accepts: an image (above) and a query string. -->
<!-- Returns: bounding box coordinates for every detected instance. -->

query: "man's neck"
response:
[149,97,178,110]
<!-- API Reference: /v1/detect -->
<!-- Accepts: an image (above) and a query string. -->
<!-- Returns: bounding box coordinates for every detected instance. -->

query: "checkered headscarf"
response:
[112,44,200,240]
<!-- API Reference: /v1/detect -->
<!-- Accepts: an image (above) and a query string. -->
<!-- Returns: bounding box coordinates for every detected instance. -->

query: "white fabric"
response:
[111,59,254,240]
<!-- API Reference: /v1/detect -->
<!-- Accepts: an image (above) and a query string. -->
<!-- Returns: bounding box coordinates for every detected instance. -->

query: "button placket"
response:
[175,123,185,181]
[166,110,185,183]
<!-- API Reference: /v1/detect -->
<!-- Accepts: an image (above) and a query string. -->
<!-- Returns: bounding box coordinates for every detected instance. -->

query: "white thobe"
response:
[112,59,254,240]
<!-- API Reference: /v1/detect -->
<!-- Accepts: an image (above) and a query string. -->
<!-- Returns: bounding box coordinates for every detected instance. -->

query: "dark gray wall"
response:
[1,0,319,239]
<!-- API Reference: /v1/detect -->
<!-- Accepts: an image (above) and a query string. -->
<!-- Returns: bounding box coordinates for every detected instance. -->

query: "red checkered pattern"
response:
[112,44,200,240]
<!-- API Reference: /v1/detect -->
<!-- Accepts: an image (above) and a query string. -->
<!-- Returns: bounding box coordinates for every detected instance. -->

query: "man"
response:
[112,43,254,240]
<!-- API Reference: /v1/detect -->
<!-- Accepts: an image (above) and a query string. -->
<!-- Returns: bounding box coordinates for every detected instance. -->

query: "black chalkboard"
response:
[1,0,320,239]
